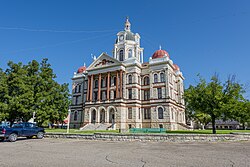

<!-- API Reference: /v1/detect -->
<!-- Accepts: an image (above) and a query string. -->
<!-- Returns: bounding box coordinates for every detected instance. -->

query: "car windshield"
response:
[0,123,10,128]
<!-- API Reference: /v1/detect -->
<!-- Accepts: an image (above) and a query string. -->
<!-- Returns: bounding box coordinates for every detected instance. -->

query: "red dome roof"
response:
[152,49,170,59]
[173,64,180,71]
[77,66,86,73]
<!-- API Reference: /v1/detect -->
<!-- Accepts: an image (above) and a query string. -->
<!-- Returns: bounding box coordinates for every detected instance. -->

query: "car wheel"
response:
[37,132,44,139]
[8,133,17,142]
[0,138,4,142]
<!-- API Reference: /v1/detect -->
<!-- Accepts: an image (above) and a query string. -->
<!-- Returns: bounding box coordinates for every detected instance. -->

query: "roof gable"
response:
[87,53,122,71]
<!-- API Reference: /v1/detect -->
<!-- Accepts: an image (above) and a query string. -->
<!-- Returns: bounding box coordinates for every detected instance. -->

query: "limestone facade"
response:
[70,18,186,131]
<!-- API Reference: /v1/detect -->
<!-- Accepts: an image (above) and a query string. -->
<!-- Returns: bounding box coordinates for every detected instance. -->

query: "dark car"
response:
[0,122,45,142]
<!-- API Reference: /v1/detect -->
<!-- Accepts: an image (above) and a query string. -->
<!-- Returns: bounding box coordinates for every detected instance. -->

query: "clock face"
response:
[119,35,124,41]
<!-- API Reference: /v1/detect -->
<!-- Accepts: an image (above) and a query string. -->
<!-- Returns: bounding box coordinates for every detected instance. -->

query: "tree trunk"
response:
[202,124,205,130]
[211,115,216,134]
[242,122,245,130]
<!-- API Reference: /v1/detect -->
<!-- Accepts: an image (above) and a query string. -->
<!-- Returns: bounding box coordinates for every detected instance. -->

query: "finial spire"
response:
[159,45,162,50]
[91,54,96,60]
[84,62,86,67]
[124,16,131,31]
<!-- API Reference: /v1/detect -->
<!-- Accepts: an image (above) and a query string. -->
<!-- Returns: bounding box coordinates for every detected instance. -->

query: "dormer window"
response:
[119,50,124,61]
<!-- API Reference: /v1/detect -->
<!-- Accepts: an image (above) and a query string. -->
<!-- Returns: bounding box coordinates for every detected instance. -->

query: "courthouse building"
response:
[70,18,187,131]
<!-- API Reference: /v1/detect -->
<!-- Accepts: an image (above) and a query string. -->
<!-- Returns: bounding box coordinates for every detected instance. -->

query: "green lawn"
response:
[45,128,119,134]
[45,128,250,134]
[166,130,250,134]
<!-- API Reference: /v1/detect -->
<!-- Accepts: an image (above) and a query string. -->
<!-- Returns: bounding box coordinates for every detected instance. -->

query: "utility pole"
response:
[67,108,71,134]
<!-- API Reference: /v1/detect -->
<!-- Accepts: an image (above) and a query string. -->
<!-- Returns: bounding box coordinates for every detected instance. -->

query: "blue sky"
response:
[0,0,250,98]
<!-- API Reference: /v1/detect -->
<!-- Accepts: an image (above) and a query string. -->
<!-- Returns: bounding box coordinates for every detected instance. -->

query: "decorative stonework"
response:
[71,18,187,131]
[95,59,115,67]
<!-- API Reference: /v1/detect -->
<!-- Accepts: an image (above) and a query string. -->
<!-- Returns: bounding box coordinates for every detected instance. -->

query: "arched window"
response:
[158,107,164,119]
[128,49,132,58]
[154,74,158,83]
[144,76,150,85]
[74,111,78,121]
[128,75,132,84]
[119,50,124,61]
[74,85,78,93]
[94,80,98,88]
[160,73,165,82]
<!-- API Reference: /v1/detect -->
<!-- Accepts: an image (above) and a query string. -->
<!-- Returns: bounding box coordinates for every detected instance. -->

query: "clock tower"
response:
[113,17,144,64]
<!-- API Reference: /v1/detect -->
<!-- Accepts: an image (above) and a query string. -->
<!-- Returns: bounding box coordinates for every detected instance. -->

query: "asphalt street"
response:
[0,138,249,167]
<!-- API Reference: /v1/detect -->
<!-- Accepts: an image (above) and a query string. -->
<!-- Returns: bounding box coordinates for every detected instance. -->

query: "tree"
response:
[185,74,245,134]
[232,100,250,129]
[0,59,70,126]
[0,68,9,120]
[5,61,34,123]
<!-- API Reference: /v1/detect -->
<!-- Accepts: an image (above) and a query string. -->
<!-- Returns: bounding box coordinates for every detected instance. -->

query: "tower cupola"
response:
[124,17,131,31]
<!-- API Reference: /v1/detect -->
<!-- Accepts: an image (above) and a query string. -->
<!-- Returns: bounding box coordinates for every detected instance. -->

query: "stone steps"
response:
[80,123,112,131]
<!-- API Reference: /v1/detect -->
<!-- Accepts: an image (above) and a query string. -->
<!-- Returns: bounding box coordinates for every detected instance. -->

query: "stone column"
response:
[97,109,100,123]
[106,109,109,123]
[98,73,101,101]
[116,71,119,99]
[89,110,91,123]
[89,75,93,102]
[120,70,123,99]
[107,72,110,100]
[86,76,90,101]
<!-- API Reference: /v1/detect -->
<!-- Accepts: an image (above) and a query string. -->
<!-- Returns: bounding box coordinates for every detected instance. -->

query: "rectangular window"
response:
[101,91,106,101]
[128,108,132,119]
[144,108,151,119]
[74,85,78,93]
[157,88,162,99]
[144,90,150,100]
[75,96,79,105]
[74,111,78,121]
[114,90,116,99]
[160,73,165,82]
[138,108,140,119]
[94,91,98,101]
[172,110,174,120]
[128,89,132,99]
[154,74,158,83]
[138,89,140,100]
[78,84,81,93]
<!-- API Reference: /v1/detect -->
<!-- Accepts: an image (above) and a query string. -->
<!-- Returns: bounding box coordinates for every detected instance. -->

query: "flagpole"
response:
[67,108,71,134]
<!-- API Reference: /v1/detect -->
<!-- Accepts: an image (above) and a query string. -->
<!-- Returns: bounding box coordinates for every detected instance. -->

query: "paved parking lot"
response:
[0,138,250,167]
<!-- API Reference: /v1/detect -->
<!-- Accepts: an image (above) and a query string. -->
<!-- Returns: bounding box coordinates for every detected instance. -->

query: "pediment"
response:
[87,53,122,71]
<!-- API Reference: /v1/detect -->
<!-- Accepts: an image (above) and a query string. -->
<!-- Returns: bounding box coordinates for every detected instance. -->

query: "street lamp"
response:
[67,108,71,134]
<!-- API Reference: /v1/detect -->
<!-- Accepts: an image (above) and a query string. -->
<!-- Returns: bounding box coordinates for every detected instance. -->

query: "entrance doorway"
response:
[91,109,96,124]
[100,109,105,123]
[109,108,115,124]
